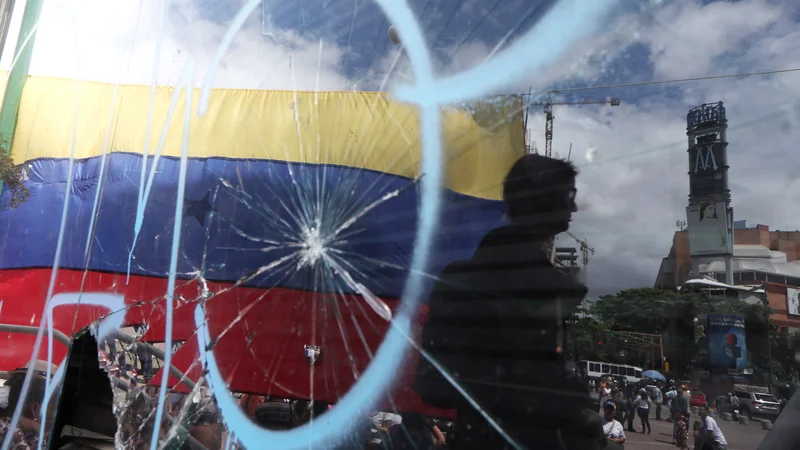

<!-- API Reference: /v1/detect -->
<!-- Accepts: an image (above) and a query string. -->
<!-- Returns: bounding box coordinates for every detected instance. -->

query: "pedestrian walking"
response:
[625,396,636,432]
[665,386,677,421]
[612,390,627,424]
[599,381,612,412]
[674,412,689,450]
[652,383,663,421]
[671,385,690,444]
[634,389,651,434]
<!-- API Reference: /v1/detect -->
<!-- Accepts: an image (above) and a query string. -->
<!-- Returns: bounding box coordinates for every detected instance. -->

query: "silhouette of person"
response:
[413,154,602,449]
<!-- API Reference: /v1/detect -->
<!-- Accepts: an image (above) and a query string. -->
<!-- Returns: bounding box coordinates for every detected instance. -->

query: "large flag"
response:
[0,74,524,412]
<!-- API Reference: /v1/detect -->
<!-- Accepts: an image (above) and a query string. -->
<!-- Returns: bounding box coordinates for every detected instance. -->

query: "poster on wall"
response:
[707,314,747,373]
[687,201,731,256]
[787,287,800,316]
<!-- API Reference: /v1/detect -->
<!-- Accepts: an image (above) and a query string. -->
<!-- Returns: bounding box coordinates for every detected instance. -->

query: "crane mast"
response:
[544,104,554,158]
[526,92,618,264]
[529,93,620,159]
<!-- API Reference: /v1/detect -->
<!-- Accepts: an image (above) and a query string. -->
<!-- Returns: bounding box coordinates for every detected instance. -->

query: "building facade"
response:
[655,222,800,331]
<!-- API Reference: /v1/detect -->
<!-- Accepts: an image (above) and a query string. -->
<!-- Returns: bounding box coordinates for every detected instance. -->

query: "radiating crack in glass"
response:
[186,0,618,447]
[206,162,405,324]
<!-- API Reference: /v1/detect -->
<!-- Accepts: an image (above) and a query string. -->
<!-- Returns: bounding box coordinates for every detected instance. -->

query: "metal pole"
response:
[725,255,734,285]
[0,322,71,345]
[659,335,665,371]
[764,284,774,393]
[0,0,44,192]
[0,0,17,63]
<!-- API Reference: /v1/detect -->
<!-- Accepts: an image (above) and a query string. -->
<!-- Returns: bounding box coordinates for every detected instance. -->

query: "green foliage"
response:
[0,139,29,208]
[568,287,779,376]
[568,313,614,362]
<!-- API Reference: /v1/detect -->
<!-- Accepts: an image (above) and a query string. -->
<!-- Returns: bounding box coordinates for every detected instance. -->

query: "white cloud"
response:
[530,0,800,296]
[641,0,784,79]
[354,39,494,91]
[1,0,352,90]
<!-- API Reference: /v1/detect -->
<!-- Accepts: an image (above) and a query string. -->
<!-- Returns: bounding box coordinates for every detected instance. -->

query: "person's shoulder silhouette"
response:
[414,154,599,449]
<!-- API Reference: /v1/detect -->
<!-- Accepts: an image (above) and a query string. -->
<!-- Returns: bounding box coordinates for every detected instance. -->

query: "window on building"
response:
[740,272,756,282]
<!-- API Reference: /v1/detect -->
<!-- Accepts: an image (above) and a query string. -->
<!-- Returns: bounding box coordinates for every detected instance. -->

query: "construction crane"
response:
[565,230,595,271]
[553,231,595,284]
[527,92,621,158]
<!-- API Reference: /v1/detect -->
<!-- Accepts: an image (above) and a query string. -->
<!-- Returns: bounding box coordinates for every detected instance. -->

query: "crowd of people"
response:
[118,385,455,450]
[594,378,728,450]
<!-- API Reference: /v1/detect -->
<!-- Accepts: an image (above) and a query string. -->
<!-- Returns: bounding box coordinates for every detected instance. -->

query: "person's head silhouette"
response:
[503,154,578,235]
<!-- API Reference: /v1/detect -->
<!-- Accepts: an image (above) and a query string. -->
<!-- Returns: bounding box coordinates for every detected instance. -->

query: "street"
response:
[624,414,770,450]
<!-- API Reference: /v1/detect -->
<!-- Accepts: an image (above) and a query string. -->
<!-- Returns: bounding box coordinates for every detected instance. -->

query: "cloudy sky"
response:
[2,0,799,298]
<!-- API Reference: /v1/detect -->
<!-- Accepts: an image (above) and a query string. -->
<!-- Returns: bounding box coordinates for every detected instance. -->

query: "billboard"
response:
[788,287,800,316]
[687,201,732,255]
[688,142,728,198]
[707,314,746,373]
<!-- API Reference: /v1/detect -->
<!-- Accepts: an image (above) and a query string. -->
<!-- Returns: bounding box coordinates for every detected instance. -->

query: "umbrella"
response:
[642,370,666,381]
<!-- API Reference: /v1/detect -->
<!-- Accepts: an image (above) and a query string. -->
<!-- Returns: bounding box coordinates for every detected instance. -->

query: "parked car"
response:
[685,385,707,407]
[734,389,781,419]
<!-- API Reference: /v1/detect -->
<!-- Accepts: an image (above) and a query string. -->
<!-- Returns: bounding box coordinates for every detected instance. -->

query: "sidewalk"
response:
[623,415,769,450]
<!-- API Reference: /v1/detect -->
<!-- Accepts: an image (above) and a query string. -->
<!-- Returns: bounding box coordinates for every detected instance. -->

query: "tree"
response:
[0,139,29,208]
[568,312,615,363]
[771,328,800,383]
[571,288,773,375]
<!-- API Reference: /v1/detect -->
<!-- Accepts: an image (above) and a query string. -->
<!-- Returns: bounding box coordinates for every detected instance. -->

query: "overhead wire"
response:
[521,67,800,94]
